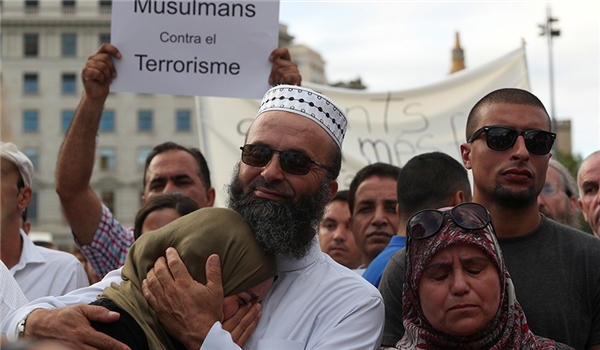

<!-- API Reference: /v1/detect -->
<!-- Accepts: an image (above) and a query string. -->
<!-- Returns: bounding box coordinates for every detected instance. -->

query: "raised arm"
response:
[55,44,121,246]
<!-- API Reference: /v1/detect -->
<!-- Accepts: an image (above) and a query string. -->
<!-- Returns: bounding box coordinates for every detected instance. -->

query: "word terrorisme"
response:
[134,54,241,75]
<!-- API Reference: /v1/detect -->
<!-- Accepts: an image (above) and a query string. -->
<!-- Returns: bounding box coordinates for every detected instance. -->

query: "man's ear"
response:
[17,186,33,211]
[328,180,338,202]
[460,143,472,170]
[447,190,466,207]
[205,187,216,207]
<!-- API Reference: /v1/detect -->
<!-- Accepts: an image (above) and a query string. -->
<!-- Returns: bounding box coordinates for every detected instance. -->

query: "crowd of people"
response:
[2,42,600,350]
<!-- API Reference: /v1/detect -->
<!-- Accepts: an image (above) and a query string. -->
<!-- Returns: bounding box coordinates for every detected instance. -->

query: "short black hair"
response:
[133,193,200,240]
[348,162,401,214]
[465,88,551,140]
[143,142,211,189]
[397,152,471,217]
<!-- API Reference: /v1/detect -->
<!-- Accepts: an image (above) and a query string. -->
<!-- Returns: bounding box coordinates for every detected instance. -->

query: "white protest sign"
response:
[110,0,280,99]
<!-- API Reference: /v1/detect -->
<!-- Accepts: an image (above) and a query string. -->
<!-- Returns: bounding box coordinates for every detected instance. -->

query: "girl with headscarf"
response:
[396,202,572,350]
[90,207,277,350]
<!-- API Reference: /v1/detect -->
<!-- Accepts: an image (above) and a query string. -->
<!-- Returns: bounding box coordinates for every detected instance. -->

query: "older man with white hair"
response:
[537,159,580,228]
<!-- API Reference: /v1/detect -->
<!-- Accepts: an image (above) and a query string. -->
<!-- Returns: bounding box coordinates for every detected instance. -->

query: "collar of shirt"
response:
[9,229,46,274]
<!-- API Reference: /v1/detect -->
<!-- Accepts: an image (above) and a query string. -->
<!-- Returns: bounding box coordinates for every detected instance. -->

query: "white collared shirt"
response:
[10,230,89,301]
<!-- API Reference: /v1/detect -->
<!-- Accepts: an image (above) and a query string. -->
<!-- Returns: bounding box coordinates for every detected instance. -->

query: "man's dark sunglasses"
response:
[407,202,491,241]
[240,144,334,175]
[467,125,556,155]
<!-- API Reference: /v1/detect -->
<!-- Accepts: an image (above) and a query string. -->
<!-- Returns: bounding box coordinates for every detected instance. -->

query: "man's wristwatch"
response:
[17,310,36,339]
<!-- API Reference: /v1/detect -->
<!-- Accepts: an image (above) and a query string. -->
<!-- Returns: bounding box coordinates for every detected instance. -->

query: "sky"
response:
[279,1,599,159]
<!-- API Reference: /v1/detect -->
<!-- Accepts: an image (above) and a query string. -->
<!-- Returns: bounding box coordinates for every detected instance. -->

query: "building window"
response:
[137,110,153,131]
[25,0,38,13]
[23,73,38,94]
[176,110,191,131]
[137,147,152,172]
[62,34,76,57]
[101,190,115,214]
[99,33,111,46]
[23,110,39,132]
[62,0,75,13]
[100,110,115,131]
[22,147,39,171]
[62,73,76,94]
[99,0,112,14]
[99,148,116,171]
[24,34,39,57]
[61,110,75,131]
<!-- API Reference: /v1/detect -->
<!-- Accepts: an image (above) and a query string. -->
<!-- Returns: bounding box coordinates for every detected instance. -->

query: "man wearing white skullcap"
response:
[0,142,89,302]
[141,84,384,349]
[2,86,384,349]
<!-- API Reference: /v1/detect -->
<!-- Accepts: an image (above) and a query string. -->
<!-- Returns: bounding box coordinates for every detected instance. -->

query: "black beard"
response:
[227,165,331,260]
[492,184,538,209]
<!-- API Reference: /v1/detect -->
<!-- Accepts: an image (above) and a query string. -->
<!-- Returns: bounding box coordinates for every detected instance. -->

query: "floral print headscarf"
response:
[396,204,572,350]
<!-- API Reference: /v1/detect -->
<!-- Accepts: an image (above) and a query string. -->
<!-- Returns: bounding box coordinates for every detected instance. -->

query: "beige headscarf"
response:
[100,207,277,350]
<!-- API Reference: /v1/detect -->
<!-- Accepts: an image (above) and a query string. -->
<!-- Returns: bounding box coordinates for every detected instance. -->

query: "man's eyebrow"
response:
[149,176,166,184]
[171,173,193,181]
[150,174,192,183]
[357,199,375,206]
[581,180,598,189]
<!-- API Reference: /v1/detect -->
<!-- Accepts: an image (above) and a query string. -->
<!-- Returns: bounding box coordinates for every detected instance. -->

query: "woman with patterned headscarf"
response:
[396,203,572,350]
[90,207,277,350]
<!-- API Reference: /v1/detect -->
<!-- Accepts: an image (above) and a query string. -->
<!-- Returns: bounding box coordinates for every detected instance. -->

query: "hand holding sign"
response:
[82,44,121,102]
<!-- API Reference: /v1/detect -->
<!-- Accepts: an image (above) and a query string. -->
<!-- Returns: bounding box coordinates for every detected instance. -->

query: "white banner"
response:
[198,46,530,205]
[110,0,280,99]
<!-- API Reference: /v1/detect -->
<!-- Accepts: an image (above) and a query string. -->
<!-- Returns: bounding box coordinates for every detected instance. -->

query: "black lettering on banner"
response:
[236,118,253,136]
[358,138,393,164]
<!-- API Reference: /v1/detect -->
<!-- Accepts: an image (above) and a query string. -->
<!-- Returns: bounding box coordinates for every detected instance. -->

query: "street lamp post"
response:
[539,5,560,154]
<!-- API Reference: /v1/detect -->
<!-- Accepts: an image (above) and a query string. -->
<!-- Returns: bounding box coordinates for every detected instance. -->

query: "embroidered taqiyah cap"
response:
[0,141,34,188]
[256,85,347,148]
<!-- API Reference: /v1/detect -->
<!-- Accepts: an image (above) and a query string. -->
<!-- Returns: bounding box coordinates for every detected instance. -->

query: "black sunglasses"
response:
[407,202,491,241]
[467,125,556,155]
[240,144,334,175]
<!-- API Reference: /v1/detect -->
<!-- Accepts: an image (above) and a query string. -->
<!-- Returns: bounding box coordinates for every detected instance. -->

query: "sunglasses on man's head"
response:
[467,125,556,155]
[240,144,334,176]
[406,202,492,241]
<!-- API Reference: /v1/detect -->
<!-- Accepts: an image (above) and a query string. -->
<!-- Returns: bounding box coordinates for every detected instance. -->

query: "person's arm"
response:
[268,47,301,86]
[1,268,126,349]
[55,44,121,246]
[378,249,406,347]
[78,205,134,278]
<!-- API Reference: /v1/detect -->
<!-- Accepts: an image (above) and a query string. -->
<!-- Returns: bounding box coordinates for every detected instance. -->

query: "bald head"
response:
[577,151,600,237]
